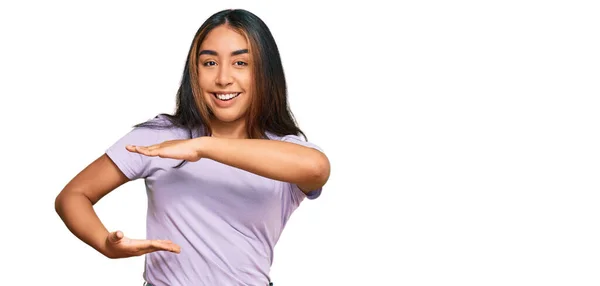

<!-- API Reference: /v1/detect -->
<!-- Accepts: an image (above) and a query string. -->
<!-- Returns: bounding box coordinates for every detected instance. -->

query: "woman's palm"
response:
[105,230,181,259]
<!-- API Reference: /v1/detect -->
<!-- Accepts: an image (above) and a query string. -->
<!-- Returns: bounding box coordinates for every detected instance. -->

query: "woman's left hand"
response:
[126,138,204,162]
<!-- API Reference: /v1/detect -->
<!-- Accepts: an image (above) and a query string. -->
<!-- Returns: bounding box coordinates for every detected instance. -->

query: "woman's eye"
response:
[203,61,217,66]
[234,61,248,66]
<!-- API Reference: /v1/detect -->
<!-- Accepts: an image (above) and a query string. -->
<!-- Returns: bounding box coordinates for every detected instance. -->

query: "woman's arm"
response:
[199,137,331,193]
[55,154,181,258]
[128,136,331,193]
[55,154,129,257]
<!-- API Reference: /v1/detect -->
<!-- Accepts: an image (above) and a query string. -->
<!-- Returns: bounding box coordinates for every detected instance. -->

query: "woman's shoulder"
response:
[135,114,183,130]
[265,131,324,153]
[105,114,195,180]
[110,114,199,149]
[265,131,306,143]
[133,114,201,139]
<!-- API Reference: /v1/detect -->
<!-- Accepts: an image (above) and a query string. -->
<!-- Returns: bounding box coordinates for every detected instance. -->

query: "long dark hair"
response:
[136,9,305,141]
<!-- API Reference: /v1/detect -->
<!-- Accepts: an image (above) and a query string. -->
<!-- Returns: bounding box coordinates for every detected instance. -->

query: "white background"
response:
[1,0,599,285]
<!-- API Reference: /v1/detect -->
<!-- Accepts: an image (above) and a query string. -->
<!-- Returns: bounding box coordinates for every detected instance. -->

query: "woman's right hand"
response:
[104,230,181,259]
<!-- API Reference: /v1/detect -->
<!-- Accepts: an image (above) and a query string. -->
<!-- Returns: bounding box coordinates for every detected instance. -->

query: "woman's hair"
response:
[136,9,305,140]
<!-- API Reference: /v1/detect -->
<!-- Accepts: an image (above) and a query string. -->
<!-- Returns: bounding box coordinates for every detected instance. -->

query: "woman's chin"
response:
[211,111,245,123]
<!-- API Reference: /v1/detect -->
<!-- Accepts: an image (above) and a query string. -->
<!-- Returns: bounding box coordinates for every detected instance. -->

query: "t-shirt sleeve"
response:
[105,126,163,180]
[280,134,326,200]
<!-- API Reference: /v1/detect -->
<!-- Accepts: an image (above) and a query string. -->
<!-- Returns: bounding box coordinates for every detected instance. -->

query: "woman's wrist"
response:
[194,136,213,159]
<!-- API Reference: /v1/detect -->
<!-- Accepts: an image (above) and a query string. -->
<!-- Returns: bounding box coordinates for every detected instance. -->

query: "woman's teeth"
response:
[214,93,240,101]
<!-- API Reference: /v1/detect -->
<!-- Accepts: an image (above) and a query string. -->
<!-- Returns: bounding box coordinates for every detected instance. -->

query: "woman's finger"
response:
[156,239,174,244]
[132,240,159,256]
[108,230,124,243]
[135,146,159,156]
[150,240,181,253]
[147,144,162,151]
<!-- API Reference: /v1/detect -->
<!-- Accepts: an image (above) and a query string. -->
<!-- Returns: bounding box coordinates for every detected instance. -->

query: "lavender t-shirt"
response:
[105,115,323,286]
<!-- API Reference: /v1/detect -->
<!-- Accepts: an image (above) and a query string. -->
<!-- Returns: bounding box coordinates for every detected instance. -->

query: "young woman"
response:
[55,9,330,286]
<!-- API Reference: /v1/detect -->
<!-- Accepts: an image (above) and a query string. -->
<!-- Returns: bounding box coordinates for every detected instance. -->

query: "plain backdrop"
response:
[1,0,599,285]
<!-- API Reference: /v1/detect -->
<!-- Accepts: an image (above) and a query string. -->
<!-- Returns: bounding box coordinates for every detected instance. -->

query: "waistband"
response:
[144,282,274,285]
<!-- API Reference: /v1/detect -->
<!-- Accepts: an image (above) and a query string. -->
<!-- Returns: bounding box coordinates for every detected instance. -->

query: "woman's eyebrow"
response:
[199,49,249,56]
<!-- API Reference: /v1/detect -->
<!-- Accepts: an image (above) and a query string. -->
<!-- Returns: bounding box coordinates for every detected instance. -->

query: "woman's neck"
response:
[209,118,247,139]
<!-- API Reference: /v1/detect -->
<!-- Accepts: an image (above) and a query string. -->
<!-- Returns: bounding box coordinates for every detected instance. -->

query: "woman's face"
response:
[198,25,253,124]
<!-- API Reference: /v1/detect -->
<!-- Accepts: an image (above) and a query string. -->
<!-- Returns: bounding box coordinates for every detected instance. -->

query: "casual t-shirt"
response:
[105,115,324,286]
